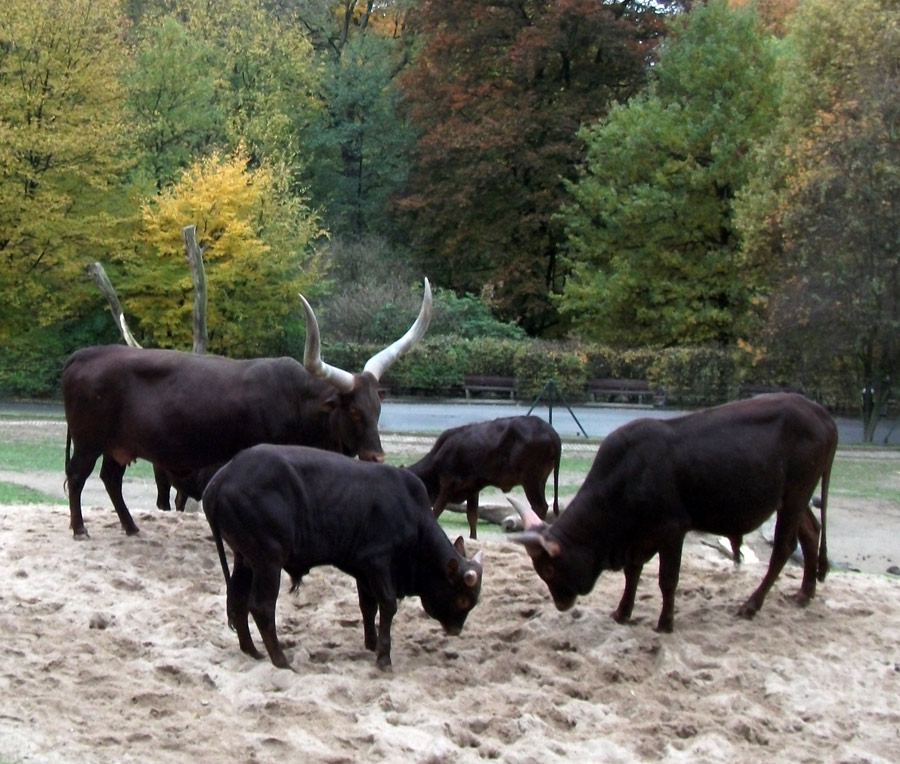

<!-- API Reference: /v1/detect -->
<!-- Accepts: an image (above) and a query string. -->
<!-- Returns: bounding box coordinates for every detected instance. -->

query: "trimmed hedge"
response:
[0,332,873,414]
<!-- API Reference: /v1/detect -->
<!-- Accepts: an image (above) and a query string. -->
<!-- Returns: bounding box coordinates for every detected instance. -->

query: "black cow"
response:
[202,444,484,671]
[509,393,838,632]
[407,415,561,540]
[61,280,431,537]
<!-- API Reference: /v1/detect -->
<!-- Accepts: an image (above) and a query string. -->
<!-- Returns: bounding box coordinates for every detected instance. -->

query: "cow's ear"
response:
[317,390,339,413]
[453,535,466,557]
[508,531,561,560]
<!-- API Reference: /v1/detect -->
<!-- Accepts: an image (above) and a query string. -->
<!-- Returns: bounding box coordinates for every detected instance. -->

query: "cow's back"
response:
[664,394,837,536]
[205,445,431,568]
[62,345,321,468]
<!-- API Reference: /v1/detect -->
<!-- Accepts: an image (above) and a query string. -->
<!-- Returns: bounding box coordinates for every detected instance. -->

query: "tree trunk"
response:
[86,262,142,348]
[182,224,208,354]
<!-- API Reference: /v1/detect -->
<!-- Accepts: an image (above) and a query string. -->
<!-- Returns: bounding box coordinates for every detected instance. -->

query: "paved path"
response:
[2,397,898,445]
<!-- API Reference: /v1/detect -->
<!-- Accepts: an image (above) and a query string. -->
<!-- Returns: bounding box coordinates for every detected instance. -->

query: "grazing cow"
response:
[61,280,432,537]
[509,394,838,632]
[202,444,484,671]
[407,415,561,540]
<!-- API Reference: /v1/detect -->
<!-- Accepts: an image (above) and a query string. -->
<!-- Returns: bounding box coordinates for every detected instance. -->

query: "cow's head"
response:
[301,279,432,462]
[507,497,591,612]
[420,537,484,635]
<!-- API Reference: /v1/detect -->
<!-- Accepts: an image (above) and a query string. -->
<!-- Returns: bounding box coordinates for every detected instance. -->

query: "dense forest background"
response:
[0,0,897,438]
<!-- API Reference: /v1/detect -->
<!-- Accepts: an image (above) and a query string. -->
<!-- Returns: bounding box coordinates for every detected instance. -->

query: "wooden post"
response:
[86,262,142,348]
[182,224,208,354]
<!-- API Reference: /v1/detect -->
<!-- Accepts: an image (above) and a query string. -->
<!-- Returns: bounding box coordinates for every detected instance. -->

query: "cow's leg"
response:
[153,466,172,511]
[374,595,397,672]
[356,580,378,652]
[465,495,479,540]
[655,537,684,633]
[729,535,743,565]
[248,562,292,670]
[612,562,644,624]
[793,505,822,606]
[738,508,801,618]
[522,480,549,520]
[227,554,264,661]
[65,445,100,538]
[432,486,450,520]
[364,573,398,671]
[99,456,140,536]
[174,489,187,512]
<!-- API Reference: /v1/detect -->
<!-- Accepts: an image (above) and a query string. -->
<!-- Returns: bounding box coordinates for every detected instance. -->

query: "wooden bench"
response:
[587,378,666,406]
[738,384,802,399]
[463,375,517,399]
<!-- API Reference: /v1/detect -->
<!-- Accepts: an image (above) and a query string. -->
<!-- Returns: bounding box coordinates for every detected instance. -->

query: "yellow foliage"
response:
[135,145,326,354]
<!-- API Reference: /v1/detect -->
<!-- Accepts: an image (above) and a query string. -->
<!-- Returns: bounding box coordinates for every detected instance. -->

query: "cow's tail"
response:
[815,462,833,583]
[206,510,231,587]
[552,443,561,516]
[64,428,71,495]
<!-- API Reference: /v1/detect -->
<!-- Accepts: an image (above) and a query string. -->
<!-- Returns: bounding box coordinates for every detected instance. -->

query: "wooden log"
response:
[182,224,208,354]
[86,262,141,348]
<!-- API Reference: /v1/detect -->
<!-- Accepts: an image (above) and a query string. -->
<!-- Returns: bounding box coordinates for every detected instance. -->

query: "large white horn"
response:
[363,278,433,381]
[301,294,356,393]
[507,496,545,531]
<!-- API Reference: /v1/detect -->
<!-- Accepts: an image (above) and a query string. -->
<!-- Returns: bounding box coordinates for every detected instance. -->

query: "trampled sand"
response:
[1,496,898,764]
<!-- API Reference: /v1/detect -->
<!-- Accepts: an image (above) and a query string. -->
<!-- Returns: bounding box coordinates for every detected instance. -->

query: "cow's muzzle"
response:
[553,595,577,612]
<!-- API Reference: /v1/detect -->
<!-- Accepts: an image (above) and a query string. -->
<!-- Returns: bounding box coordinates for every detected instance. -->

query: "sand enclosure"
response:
[1,495,899,764]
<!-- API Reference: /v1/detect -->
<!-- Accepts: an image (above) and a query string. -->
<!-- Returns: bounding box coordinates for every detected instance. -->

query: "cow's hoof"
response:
[654,621,674,634]
[790,591,812,607]
[72,529,90,540]
[376,656,393,672]
[736,601,759,619]
[610,608,631,624]
[124,527,140,536]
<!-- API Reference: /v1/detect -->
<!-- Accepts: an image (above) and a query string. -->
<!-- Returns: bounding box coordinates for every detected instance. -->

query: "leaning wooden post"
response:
[86,262,142,349]
[182,224,208,354]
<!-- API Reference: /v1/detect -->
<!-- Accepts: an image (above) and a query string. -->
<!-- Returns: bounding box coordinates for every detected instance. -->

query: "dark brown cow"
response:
[407,415,561,540]
[509,394,838,632]
[202,444,484,671]
[61,280,432,538]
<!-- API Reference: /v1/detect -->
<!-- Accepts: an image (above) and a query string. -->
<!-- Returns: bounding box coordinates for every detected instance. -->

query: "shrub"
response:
[513,341,588,401]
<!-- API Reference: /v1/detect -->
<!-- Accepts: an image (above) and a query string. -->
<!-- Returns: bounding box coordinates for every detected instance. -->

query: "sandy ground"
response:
[1,423,900,763]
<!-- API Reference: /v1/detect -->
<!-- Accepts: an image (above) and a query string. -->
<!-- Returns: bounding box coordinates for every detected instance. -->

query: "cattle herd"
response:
[59,281,839,671]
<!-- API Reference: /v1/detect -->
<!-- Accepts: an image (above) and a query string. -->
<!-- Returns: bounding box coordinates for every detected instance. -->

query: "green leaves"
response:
[559,0,777,347]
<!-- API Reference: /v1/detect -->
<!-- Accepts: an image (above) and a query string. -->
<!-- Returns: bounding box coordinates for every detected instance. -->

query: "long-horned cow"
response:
[61,280,432,538]
[509,394,838,632]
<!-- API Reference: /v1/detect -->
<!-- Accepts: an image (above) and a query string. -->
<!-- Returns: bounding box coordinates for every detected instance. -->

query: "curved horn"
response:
[301,294,356,394]
[507,496,545,532]
[363,278,433,381]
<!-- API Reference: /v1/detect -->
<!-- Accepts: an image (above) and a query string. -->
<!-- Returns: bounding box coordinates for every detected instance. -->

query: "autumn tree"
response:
[128,0,322,180]
[736,0,900,441]
[0,0,133,344]
[130,146,326,356]
[396,0,677,336]
[124,16,224,190]
[559,0,778,346]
